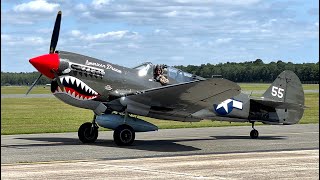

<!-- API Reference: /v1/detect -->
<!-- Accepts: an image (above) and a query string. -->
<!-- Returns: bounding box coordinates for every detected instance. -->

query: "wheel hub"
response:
[120,129,132,143]
[84,128,95,140]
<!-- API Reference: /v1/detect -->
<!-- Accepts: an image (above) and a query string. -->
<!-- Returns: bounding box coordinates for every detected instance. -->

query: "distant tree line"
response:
[1,59,319,85]
[1,72,51,86]
[175,59,319,83]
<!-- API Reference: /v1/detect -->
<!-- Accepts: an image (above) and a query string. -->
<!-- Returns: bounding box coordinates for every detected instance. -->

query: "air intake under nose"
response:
[29,53,60,79]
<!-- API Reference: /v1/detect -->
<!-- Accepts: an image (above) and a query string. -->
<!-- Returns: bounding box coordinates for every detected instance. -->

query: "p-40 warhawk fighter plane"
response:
[27,11,305,146]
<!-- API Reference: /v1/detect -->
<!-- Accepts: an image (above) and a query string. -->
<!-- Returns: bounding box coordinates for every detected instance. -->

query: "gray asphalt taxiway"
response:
[2,124,319,179]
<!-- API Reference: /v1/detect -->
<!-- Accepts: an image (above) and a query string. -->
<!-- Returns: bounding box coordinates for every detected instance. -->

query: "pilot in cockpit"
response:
[154,65,169,85]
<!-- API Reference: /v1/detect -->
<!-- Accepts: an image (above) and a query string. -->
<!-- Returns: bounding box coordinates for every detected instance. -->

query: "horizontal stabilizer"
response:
[251,98,306,110]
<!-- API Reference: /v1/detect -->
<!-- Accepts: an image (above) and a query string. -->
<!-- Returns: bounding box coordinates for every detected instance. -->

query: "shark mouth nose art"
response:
[52,76,99,100]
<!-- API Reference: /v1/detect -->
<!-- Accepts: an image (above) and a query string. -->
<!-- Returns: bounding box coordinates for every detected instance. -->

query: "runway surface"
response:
[2,124,318,164]
[2,150,318,179]
[1,124,319,179]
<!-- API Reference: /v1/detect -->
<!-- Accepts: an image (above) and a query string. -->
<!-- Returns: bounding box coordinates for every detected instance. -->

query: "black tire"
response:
[250,129,259,139]
[113,125,135,146]
[78,122,98,143]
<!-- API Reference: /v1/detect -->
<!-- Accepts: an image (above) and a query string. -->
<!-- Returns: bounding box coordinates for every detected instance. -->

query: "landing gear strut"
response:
[250,122,259,139]
[78,115,99,143]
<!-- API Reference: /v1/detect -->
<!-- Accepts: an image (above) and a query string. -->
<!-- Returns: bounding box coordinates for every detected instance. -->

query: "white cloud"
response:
[261,19,277,27]
[36,28,52,33]
[127,43,139,48]
[164,10,214,18]
[1,34,12,41]
[24,37,46,45]
[92,0,112,9]
[75,3,87,11]
[165,11,178,17]
[86,31,137,41]
[71,30,82,37]
[213,0,260,6]
[215,38,232,44]
[1,34,47,47]
[70,30,140,42]
[13,0,60,13]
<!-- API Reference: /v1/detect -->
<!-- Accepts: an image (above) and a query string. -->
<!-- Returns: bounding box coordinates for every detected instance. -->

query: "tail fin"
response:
[262,70,305,124]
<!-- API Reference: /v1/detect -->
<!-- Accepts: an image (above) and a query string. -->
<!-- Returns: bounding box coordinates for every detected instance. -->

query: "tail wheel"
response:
[78,122,98,143]
[113,125,135,146]
[250,129,259,139]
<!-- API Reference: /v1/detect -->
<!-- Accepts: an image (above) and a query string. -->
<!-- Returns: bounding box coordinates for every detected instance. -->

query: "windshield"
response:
[166,66,194,83]
[132,62,153,77]
[132,62,153,70]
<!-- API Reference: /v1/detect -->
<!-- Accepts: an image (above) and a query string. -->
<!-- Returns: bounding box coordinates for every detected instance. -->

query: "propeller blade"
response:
[26,74,42,95]
[49,11,62,54]
[52,70,65,92]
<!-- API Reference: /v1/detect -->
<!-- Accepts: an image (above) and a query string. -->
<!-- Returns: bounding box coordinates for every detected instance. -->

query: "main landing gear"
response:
[250,122,259,139]
[113,111,135,146]
[78,113,136,146]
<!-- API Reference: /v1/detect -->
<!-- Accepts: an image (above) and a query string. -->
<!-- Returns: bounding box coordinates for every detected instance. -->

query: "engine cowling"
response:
[96,114,158,132]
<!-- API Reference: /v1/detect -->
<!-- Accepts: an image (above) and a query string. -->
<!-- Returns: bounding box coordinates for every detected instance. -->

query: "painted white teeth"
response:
[57,76,99,100]
[70,76,75,85]
[76,80,80,87]
[65,76,70,83]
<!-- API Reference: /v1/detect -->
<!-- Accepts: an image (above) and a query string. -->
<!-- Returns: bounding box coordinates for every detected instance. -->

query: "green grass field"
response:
[1,86,51,94]
[1,84,319,135]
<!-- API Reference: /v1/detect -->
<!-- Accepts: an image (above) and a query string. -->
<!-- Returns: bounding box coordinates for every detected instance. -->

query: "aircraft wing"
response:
[113,78,241,118]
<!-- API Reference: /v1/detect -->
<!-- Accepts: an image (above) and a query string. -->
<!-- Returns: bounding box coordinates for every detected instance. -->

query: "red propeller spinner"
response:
[29,53,60,79]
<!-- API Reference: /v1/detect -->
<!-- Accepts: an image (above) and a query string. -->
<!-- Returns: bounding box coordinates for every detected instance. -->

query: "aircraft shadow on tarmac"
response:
[6,135,286,153]
[210,136,287,140]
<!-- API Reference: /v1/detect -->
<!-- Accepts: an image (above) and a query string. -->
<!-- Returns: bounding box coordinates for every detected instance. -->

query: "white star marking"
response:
[216,99,233,113]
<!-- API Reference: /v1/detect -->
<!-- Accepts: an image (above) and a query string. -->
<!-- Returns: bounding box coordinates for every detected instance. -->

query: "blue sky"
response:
[1,0,319,72]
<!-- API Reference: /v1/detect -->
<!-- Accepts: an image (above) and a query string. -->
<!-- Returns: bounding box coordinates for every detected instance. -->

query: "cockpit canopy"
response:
[132,62,204,83]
